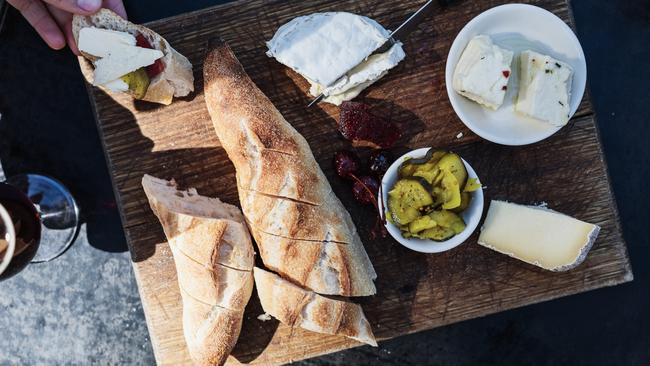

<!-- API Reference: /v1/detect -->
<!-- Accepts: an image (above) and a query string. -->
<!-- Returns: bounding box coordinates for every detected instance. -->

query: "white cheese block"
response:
[515,50,574,126]
[92,47,163,85]
[78,26,164,87]
[452,35,513,110]
[266,12,406,105]
[309,43,406,105]
[103,78,129,92]
[478,200,600,271]
[78,27,136,57]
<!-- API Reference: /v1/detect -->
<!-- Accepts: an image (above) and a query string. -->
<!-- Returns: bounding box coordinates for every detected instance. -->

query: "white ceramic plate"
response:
[445,4,587,146]
[380,148,484,254]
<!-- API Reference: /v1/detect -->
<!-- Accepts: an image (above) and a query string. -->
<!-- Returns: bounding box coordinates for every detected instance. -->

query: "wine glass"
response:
[0,166,79,280]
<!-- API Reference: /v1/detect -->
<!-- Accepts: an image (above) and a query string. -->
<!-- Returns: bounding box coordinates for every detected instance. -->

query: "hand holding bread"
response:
[73,8,193,105]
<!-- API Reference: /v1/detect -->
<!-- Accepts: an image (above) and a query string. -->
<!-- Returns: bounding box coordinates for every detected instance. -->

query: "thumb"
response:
[42,0,102,15]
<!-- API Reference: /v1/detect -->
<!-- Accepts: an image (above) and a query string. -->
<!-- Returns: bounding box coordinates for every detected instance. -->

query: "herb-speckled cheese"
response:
[515,50,574,126]
[452,35,513,110]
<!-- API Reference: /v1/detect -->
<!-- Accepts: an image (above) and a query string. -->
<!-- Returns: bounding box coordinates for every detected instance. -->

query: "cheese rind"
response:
[452,35,513,110]
[309,43,406,105]
[515,50,574,126]
[478,200,599,271]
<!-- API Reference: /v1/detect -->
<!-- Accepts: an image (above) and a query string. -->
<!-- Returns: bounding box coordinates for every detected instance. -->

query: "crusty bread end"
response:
[142,175,254,365]
[254,267,377,347]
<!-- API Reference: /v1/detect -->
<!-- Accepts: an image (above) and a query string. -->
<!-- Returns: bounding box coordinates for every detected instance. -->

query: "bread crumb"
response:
[456,132,463,139]
[257,313,272,321]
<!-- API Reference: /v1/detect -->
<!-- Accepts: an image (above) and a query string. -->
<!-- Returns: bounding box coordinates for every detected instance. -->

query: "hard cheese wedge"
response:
[478,200,600,271]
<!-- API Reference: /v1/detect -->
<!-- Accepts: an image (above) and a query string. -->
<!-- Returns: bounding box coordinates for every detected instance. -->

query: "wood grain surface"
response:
[80,0,632,365]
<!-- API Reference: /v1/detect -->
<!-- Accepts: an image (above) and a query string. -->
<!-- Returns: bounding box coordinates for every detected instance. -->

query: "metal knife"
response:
[307,0,443,107]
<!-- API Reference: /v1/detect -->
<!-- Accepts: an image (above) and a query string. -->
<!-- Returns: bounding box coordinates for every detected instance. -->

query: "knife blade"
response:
[307,0,442,107]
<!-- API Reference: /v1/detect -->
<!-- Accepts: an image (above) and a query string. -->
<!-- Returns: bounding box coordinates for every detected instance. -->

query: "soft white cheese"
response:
[267,12,406,105]
[309,43,406,105]
[104,78,129,92]
[78,27,136,57]
[78,27,164,87]
[515,50,574,126]
[478,200,600,271]
[452,35,513,110]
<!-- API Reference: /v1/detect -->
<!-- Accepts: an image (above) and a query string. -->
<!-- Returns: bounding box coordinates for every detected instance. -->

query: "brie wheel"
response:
[267,12,406,105]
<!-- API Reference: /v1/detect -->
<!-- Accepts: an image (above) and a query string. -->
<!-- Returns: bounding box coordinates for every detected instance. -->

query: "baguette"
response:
[73,9,193,105]
[253,267,377,347]
[204,39,376,297]
[142,175,253,365]
[251,229,377,297]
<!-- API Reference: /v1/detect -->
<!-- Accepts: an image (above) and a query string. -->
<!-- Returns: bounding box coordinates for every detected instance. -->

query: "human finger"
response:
[103,0,126,19]
[41,0,101,15]
[46,4,78,54]
[8,0,66,49]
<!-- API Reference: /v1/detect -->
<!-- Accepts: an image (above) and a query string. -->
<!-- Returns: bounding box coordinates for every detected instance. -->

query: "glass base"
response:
[6,174,79,263]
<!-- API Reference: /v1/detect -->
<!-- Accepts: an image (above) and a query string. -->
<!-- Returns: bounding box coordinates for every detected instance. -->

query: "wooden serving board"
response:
[81,0,633,364]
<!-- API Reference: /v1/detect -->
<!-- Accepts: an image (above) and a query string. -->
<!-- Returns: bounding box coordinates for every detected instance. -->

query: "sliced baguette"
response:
[238,187,357,244]
[252,229,377,297]
[142,175,253,365]
[180,288,244,366]
[253,267,377,347]
[73,9,193,105]
[204,39,376,297]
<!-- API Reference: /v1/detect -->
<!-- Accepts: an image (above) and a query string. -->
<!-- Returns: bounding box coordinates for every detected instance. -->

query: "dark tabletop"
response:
[0,1,648,365]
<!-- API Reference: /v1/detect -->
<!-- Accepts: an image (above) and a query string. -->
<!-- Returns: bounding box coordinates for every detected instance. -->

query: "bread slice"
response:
[180,287,244,366]
[142,175,253,365]
[72,9,193,105]
[204,39,376,297]
[253,267,377,347]
[142,174,254,271]
[238,187,356,244]
[252,229,376,297]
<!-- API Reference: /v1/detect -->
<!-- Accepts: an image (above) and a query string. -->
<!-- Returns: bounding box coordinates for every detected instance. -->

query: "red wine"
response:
[0,183,41,280]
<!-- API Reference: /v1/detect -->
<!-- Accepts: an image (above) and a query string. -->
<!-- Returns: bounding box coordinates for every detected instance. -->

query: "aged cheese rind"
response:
[478,200,600,271]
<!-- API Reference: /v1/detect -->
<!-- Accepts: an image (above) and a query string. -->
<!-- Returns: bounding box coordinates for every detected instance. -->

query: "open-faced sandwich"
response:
[73,9,194,105]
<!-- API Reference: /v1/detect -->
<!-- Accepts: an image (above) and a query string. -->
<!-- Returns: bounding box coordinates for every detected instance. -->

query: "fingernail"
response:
[77,0,102,12]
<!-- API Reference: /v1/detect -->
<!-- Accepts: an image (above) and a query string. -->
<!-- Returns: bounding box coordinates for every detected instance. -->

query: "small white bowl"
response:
[380,148,484,253]
[445,4,587,146]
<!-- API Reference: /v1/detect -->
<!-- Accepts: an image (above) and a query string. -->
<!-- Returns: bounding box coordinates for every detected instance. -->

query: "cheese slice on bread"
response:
[73,9,193,105]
